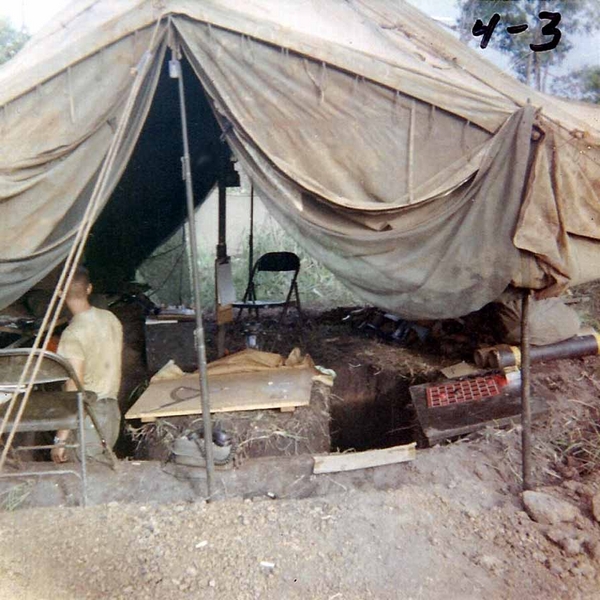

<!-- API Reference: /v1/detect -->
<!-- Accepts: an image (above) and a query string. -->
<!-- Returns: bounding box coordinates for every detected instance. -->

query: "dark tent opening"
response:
[85,56,230,292]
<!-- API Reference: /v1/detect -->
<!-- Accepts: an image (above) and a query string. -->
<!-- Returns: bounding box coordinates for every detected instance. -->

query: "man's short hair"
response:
[66,266,91,299]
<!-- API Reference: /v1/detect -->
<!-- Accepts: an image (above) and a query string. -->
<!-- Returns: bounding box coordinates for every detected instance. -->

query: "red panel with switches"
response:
[426,375,507,408]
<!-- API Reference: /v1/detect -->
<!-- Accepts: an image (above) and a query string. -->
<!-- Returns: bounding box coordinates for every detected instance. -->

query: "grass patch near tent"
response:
[137,224,360,310]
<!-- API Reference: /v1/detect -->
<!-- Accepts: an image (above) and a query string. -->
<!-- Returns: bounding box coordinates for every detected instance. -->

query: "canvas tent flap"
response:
[513,119,600,297]
[1,0,600,317]
[0,24,169,308]
[200,78,541,317]
[177,19,493,212]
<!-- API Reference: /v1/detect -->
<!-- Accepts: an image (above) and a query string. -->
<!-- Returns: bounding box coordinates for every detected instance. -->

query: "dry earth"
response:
[1,437,600,600]
[2,294,600,599]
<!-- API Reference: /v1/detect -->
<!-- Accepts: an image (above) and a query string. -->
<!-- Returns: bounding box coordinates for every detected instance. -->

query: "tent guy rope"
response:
[0,16,169,473]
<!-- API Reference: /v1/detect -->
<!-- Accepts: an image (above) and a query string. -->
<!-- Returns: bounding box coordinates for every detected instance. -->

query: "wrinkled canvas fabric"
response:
[495,295,581,347]
[1,0,599,316]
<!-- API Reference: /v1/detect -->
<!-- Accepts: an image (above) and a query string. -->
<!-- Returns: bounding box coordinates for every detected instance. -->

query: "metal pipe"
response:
[217,179,227,261]
[172,50,215,500]
[473,346,494,368]
[249,183,255,282]
[521,290,533,491]
[215,172,228,358]
[485,334,600,370]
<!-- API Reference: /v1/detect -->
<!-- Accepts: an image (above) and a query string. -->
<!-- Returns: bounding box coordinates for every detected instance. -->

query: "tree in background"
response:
[0,17,29,65]
[456,0,600,93]
[554,65,600,103]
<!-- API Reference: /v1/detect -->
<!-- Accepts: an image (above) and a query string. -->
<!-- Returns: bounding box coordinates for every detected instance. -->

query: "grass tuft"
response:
[0,481,34,511]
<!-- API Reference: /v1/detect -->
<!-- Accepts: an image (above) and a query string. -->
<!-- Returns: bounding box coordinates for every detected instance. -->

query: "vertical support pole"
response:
[521,289,533,491]
[217,179,227,261]
[216,308,226,358]
[216,179,227,358]
[171,50,215,499]
[249,183,255,284]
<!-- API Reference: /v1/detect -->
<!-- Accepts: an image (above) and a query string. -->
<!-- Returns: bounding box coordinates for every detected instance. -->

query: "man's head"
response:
[65,266,92,304]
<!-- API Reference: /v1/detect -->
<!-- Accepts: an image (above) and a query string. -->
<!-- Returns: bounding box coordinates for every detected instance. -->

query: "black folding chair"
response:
[233,252,303,325]
[0,349,117,507]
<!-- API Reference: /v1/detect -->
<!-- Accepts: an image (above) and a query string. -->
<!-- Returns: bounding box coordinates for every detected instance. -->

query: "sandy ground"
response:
[1,428,600,600]
[2,295,600,599]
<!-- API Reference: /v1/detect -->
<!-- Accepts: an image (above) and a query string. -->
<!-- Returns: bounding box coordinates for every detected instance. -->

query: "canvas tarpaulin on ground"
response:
[0,0,599,317]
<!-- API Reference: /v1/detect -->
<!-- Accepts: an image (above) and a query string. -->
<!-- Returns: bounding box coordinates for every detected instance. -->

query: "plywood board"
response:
[125,367,314,422]
[313,443,416,474]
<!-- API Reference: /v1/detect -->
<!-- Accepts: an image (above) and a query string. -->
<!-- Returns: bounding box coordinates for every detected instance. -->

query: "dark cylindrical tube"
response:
[521,291,533,491]
[474,346,497,368]
[217,180,227,261]
[486,334,600,370]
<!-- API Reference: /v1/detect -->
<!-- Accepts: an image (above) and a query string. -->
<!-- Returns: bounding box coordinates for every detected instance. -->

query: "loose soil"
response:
[2,289,600,599]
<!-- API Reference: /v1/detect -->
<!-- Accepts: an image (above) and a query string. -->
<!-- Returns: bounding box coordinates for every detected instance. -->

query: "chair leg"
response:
[235,306,245,323]
[278,278,298,328]
[278,303,290,328]
[294,283,304,327]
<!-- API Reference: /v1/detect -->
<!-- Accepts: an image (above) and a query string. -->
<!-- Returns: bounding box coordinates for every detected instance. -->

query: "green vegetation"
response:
[0,17,29,65]
[0,481,33,511]
[456,0,600,92]
[137,224,359,311]
[554,65,600,103]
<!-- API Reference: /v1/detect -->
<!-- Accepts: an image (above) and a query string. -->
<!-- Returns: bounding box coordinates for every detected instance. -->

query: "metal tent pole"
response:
[249,183,255,284]
[216,178,228,358]
[170,50,215,499]
[521,289,533,491]
[217,179,227,261]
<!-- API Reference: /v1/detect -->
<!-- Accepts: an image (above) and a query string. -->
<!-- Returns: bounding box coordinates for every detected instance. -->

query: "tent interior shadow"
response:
[86,56,231,292]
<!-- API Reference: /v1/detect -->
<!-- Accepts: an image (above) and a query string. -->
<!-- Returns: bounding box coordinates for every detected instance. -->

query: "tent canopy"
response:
[1,0,599,318]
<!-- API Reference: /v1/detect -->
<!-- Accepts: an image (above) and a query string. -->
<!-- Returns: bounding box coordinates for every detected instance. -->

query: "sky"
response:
[0,0,598,78]
[0,0,70,34]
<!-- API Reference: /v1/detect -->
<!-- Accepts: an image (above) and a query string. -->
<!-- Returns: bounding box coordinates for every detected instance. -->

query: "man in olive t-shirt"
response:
[52,267,123,463]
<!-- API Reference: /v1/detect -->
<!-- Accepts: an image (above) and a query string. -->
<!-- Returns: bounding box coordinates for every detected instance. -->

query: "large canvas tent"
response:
[1,0,600,318]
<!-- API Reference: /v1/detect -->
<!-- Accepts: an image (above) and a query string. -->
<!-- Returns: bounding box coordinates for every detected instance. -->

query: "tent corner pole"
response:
[171,50,215,500]
[521,288,533,492]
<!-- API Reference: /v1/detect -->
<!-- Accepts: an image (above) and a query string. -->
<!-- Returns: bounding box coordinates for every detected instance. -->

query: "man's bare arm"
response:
[64,357,85,392]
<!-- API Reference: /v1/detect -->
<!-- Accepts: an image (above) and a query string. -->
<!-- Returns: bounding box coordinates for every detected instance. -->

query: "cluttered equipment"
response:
[409,330,600,446]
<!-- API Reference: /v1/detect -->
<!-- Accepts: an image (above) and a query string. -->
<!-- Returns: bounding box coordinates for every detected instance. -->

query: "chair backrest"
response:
[0,348,77,390]
[254,252,300,274]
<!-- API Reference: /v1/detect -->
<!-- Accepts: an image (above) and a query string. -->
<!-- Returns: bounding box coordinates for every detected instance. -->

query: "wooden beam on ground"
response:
[312,442,416,474]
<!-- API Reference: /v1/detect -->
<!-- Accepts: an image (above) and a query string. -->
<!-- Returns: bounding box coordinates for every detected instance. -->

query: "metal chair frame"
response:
[0,349,116,507]
[233,252,303,325]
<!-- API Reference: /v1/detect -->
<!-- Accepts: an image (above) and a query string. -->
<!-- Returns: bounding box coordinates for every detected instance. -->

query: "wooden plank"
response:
[313,443,416,474]
[125,366,314,422]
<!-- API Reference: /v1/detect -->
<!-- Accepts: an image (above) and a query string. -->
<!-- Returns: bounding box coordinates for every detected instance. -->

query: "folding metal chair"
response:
[0,349,117,507]
[233,252,303,325]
